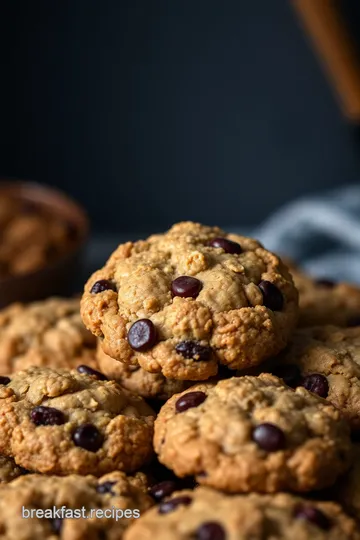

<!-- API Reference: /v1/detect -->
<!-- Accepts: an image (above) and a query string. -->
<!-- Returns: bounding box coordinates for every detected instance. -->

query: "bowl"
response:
[0,181,89,308]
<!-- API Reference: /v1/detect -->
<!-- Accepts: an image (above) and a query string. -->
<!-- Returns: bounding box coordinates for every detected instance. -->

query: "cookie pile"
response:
[0,222,359,539]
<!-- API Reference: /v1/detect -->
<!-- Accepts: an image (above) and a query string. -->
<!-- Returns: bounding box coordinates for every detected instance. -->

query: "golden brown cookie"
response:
[96,342,193,400]
[0,366,155,475]
[0,297,98,374]
[154,374,352,493]
[81,222,298,381]
[269,325,360,431]
[0,471,153,539]
[287,263,360,328]
[125,487,359,540]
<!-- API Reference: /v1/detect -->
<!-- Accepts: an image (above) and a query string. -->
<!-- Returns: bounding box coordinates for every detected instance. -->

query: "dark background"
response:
[1,0,360,234]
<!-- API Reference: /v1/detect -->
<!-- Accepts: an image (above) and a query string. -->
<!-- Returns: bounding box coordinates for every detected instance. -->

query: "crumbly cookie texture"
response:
[0,471,153,540]
[124,487,359,540]
[81,222,298,381]
[0,366,155,475]
[271,325,360,430]
[337,444,360,521]
[0,297,98,374]
[0,454,26,483]
[154,374,351,493]
[97,341,193,400]
[288,262,360,327]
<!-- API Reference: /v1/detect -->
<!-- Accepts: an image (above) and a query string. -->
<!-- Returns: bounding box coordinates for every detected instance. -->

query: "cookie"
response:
[288,263,360,328]
[0,195,77,278]
[0,366,155,475]
[0,297,98,374]
[154,374,351,493]
[97,341,193,400]
[81,221,298,381]
[125,487,359,540]
[0,471,153,539]
[0,455,26,483]
[270,325,360,430]
[337,444,360,521]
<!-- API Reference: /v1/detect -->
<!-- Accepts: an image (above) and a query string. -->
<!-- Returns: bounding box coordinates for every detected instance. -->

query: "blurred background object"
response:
[292,0,360,121]
[2,0,360,236]
[0,182,88,305]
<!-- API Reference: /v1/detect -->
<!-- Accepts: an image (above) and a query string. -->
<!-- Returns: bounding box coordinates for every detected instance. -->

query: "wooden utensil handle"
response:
[292,0,360,121]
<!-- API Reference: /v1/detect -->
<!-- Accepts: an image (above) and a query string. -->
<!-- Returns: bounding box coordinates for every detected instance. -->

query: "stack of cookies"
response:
[0,222,360,539]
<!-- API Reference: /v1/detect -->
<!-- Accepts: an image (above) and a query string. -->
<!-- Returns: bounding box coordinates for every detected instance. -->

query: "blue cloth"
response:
[253,185,360,284]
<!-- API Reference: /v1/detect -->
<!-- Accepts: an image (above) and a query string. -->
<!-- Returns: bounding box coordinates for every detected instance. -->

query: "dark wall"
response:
[1,0,360,233]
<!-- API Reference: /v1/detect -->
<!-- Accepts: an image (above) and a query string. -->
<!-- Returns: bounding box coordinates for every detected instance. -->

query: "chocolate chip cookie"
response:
[0,471,153,539]
[288,263,360,328]
[0,297,98,374]
[96,342,193,400]
[270,325,360,430]
[81,222,298,381]
[0,366,155,475]
[154,374,351,493]
[125,487,359,540]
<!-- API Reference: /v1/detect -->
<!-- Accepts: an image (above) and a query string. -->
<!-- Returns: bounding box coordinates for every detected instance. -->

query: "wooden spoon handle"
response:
[292,0,360,121]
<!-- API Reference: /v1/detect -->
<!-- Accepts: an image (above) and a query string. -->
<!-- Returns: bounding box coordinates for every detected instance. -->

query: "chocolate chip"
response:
[0,376,10,385]
[315,279,336,288]
[258,281,284,311]
[72,424,103,452]
[302,373,329,398]
[175,341,212,362]
[128,319,157,351]
[294,505,331,530]
[176,391,207,413]
[208,237,242,254]
[196,522,226,540]
[19,467,31,475]
[347,316,360,327]
[30,406,66,426]
[50,517,63,534]
[77,365,107,381]
[158,495,192,514]
[351,430,360,443]
[171,276,202,298]
[272,364,302,388]
[252,423,286,451]
[149,480,177,501]
[96,481,116,495]
[90,279,116,294]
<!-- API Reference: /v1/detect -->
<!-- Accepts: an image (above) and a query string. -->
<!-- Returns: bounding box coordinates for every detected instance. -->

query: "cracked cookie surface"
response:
[81,222,298,381]
[0,471,153,539]
[0,297,97,374]
[0,366,155,475]
[124,487,359,540]
[270,325,360,430]
[154,374,351,493]
[96,342,193,400]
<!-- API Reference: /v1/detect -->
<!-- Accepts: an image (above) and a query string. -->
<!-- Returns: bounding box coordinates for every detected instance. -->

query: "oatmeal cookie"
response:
[154,374,351,493]
[125,487,359,540]
[81,222,298,381]
[0,297,98,374]
[0,366,155,475]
